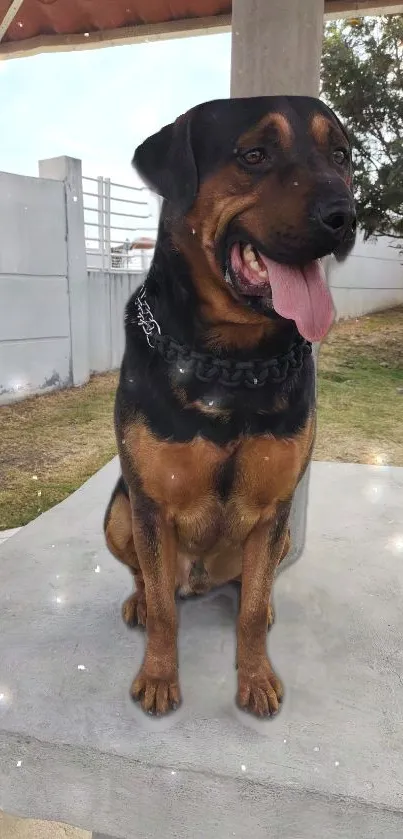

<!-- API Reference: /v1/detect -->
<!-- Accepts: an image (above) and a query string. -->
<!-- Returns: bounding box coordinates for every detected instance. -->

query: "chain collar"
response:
[132,284,312,389]
[135,285,161,347]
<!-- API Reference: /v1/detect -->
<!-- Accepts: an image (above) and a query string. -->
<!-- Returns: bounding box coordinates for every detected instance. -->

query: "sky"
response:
[0,34,231,185]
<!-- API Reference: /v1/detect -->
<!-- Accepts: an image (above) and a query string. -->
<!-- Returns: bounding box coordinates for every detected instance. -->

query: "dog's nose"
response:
[316,201,356,239]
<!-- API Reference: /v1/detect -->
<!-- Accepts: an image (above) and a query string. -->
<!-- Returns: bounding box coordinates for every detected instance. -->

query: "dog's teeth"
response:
[250,259,260,272]
[244,249,255,264]
[258,269,267,278]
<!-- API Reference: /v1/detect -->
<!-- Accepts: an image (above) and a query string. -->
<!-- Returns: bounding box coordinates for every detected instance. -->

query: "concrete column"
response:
[230,0,324,570]
[38,156,89,387]
[231,0,324,97]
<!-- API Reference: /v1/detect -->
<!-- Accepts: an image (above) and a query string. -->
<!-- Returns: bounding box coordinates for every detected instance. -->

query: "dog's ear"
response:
[132,112,198,214]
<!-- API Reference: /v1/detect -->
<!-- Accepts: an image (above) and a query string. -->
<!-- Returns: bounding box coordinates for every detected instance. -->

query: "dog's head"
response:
[133,97,356,342]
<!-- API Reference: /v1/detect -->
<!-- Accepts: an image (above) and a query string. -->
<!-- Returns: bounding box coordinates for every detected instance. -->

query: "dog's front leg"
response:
[237,500,291,717]
[129,488,180,715]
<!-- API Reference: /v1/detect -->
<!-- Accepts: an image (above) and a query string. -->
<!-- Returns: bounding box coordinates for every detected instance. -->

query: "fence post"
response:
[104,177,111,271]
[97,176,105,270]
[38,156,90,387]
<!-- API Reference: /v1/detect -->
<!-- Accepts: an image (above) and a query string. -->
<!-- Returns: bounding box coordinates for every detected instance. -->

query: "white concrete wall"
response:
[88,270,144,374]
[329,232,403,320]
[39,157,90,387]
[0,171,71,404]
[0,160,146,404]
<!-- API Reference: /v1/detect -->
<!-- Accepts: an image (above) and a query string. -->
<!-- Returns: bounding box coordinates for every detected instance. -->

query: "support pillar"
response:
[230,0,325,569]
[231,0,324,98]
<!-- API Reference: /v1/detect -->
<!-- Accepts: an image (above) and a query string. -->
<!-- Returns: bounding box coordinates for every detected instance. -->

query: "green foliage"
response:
[321,16,403,240]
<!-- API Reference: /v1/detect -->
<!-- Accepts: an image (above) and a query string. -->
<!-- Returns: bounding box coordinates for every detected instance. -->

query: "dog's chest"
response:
[125,421,313,546]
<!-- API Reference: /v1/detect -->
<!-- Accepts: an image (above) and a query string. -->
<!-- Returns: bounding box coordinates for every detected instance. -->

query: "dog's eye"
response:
[333,148,349,165]
[240,148,267,166]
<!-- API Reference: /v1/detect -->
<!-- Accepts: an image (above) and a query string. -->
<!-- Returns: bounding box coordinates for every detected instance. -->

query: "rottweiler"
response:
[104,96,356,718]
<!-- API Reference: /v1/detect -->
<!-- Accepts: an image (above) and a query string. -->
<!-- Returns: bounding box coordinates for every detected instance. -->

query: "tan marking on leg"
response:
[129,492,180,715]
[237,503,290,717]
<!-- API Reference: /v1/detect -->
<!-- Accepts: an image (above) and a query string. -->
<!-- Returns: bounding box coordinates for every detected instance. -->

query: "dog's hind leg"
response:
[104,477,147,628]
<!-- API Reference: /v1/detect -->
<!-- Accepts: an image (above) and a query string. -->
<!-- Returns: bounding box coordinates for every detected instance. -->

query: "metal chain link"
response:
[133,284,312,388]
[134,285,161,347]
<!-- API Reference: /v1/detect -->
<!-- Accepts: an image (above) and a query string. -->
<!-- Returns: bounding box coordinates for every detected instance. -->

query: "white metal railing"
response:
[82,175,159,272]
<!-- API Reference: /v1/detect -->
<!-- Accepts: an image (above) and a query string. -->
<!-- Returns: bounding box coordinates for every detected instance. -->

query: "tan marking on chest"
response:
[186,399,231,419]
[229,418,314,526]
[124,417,314,545]
[124,422,231,545]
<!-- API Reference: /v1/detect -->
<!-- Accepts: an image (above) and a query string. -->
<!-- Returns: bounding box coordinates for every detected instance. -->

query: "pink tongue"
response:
[258,255,335,341]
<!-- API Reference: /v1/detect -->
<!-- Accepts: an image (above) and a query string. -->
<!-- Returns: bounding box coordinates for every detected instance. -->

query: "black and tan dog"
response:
[104,96,356,718]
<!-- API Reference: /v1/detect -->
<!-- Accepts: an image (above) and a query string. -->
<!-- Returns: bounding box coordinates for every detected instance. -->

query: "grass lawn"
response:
[316,306,402,464]
[0,307,402,530]
[0,374,118,530]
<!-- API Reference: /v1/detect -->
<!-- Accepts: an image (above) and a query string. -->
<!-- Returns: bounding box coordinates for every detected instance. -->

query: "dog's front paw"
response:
[121,592,147,628]
[237,659,283,717]
[130,669,181,716]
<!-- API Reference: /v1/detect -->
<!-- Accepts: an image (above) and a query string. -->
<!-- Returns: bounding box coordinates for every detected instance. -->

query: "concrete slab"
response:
[0,528,21,545]
[1,459,403,838]
[92,836,118,839]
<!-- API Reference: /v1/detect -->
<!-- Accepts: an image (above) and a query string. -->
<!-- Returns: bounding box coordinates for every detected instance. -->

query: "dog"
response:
[104,96,356,718]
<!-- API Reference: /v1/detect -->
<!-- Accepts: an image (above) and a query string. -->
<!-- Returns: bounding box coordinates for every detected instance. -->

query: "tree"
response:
[321,16,403,241]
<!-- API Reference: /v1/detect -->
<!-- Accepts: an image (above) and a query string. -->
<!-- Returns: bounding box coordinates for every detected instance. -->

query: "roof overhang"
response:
[0,0,402,61]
